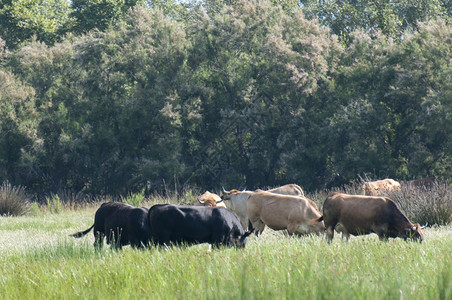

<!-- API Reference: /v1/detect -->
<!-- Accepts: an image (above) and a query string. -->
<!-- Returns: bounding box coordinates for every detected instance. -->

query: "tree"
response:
[70,0,140,34]
[185,0,340,189]
[0,49,40,186]
[300,0,450,44]
[0,0,72,49]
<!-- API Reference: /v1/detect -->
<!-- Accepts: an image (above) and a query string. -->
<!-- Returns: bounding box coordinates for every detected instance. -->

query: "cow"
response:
[221,189,255,230]
[361,179,401,196]
[246,190,325,236]
[221,184,305,230]
[71,202,151,249]
[197,191,226,208]
[264,184,305,197]
[322,192,423,242]
[147,204,252,248]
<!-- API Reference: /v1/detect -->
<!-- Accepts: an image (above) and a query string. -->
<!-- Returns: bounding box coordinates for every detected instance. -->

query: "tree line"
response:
[0,0,451,196]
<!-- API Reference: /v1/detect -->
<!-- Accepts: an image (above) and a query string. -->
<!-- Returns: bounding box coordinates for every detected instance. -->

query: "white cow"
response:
[221,184,305,230]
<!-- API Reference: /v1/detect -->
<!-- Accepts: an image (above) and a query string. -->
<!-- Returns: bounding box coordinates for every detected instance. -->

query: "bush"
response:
[120,189,145,207]
[390,180,452,226]
[0,181,30,216]
[46,194,62,214]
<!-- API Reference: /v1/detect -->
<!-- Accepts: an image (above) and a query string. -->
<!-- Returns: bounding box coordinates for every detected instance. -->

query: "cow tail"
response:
[70,224,94,238]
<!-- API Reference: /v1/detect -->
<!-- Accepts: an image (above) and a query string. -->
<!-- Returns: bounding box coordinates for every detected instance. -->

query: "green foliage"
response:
[0,181,30,216]
[46,194,62,214]
[70,0,140,34]
[0,0,72,49]
[0,0,451,195]
[29,202,40,216]
[300,0,450,44]
[120,189,145,206]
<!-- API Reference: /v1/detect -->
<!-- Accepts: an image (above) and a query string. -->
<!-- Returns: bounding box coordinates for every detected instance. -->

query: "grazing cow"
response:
[148,204,252,248]
[221,184,305,230]
[71,202,151,249]
[197,191,226,208]
[264,184,305,197]
[322,192,423,242]
[247,191,325,236]
[361,179,401,196]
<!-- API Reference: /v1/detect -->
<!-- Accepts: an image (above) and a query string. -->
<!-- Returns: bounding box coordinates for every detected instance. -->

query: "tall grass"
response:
[1,202,452,299]
[0,226,451,299]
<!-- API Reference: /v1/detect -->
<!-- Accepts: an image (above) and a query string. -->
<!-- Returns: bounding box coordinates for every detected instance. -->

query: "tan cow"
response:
[247,191,325,236]
[322,192,423,242]
[261,184,305,197]
[221,184,306,230]
[197,191,226,208]
[361,179,401,196]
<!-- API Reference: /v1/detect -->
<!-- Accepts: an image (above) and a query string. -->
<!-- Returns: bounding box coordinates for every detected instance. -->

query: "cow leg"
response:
[326,226,335,242]
[373,225,389,242]
[253,220,266,236]
[287,223,299,236]
[343,232,350,242]
[94,230,104,249]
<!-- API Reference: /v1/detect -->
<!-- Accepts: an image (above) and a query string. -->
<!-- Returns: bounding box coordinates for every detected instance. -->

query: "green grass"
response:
[0,206,451,299]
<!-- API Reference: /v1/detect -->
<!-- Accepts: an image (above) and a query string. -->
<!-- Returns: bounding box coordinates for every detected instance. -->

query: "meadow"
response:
[0,202,451,300]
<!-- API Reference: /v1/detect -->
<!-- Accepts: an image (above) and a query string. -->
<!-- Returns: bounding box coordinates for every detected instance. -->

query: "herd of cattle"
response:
[71,179,427,249]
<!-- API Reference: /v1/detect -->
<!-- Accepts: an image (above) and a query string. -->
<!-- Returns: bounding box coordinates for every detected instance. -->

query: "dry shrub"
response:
[0,181,31,216]
[389,180,452,226]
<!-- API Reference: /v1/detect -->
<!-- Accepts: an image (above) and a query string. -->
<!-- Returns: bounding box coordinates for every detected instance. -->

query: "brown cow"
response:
[247,191,325,236]
[322,192,423,242]
[361,179,401,196]
[197,191,226,208]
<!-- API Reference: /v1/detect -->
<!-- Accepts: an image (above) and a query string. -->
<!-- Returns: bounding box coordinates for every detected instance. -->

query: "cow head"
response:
[405,223,424,242]
[221,188,241,200]
[198,198,217,207]
[198,191,224,207]
[309,217,326,235]
[230,230,253,249]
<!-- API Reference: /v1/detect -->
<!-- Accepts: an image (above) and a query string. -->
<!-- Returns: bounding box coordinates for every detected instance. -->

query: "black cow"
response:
[71,202,151,249]
[148,204,252,248]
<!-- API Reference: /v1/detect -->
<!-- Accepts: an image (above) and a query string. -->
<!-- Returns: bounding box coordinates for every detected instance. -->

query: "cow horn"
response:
[222,187,229,193]
[420,223,428,229]
[242,188,246,192]
[197,198,205,204]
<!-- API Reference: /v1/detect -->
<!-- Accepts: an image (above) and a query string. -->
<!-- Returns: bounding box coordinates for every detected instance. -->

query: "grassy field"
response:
[0,204,451,299]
